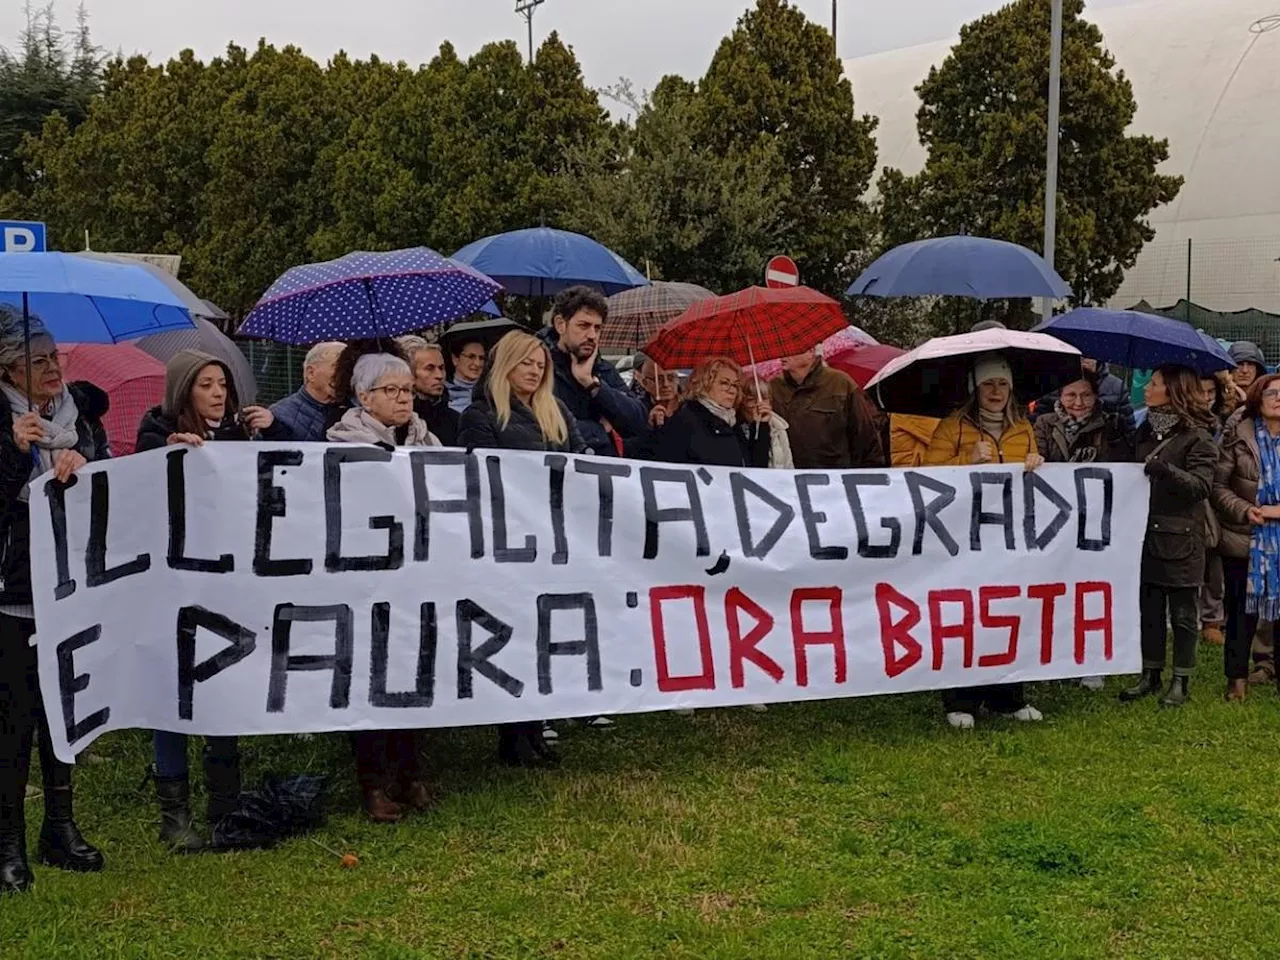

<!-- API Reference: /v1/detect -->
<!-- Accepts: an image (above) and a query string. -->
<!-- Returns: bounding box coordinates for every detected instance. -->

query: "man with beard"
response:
[398,336,459,446]
[536,285,645,456]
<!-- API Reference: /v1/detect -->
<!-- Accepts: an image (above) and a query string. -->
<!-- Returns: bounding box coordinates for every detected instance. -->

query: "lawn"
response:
[5,653,1280,959]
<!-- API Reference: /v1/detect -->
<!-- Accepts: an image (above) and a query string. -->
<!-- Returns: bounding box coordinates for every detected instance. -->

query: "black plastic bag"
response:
[211,774,327,851]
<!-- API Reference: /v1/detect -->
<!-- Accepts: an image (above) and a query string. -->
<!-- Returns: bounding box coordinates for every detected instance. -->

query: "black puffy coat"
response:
[414,395,460,447]
[650,400,770,469]
[134,405,290,452]
[0,381,111,607]
[1135,420,1218,589]
[534,326,646,456]
[457,395,588,453]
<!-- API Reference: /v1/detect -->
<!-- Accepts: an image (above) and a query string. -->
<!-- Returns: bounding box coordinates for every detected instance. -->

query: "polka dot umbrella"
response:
[237,248,502,346]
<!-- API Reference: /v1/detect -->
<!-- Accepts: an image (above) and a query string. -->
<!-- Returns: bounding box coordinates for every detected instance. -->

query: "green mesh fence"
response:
[236,341,305,407]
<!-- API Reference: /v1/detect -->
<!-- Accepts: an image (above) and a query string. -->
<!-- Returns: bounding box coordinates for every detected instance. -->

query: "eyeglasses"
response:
[370,385,414,400]
[1262,389,1280,400]
[10,352,63,373]
[458,352,485,363]
[712,378,741,392]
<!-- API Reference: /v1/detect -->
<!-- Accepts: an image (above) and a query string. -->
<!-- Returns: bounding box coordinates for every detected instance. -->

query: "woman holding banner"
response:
[136,349,285,852]
[651,358,771,469]
[1120,366,1218,707]
[0,308,108,893]
[327,352,441,822]
[459,331,585,765]
[923,354,1046,730]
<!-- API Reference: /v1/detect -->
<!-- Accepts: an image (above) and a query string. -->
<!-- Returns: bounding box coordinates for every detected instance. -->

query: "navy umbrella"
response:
[1033,308,1235,375]
[452,227,648,297]
[237,247,502,345]
[847,236,1071,300]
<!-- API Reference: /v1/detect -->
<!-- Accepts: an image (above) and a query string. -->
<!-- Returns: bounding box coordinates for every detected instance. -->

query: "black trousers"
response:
[1139,583,1198,676]
[1223,557,1260,681]
[942,683,1026,716]
[0,614,71,822]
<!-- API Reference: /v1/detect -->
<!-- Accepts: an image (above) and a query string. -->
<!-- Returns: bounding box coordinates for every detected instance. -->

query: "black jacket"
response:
[534,327,645,456]
[135,405,291,452]
[413,395,460,447]
[650,401,770,469]
[457,395,588,453]
[0,381,111,607]
[1134,420,1218,589]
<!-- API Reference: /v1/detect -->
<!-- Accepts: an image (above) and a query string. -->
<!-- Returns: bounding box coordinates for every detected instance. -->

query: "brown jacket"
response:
[1212,415,1261,560]
[1135,421,1218,589]
[769,363,884,469]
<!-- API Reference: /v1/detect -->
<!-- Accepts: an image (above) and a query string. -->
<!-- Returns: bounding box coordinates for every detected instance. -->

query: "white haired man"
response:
[269,341,345,441]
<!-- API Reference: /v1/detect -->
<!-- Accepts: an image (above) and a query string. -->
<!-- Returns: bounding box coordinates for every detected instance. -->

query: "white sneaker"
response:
[584,716,615,729]
[541,722,559,743]
[1009,705,1044,722]
[673,708,695,717]
[747,703,768,713]
[947,711,975,730]
[1080,675,1104,691]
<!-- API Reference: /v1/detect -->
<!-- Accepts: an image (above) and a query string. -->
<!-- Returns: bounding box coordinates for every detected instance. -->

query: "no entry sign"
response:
[765,255,799,289]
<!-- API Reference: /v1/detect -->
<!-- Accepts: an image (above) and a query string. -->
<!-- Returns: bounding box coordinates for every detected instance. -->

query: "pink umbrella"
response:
[751,324,878,380]
[60,342,166,456]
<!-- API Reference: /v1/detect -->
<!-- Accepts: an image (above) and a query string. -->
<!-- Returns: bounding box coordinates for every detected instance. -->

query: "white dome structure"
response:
[846,0,1280,314]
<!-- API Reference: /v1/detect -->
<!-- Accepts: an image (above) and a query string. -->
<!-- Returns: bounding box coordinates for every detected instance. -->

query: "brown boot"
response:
[399,780,438,812]
[1225,679,1248,702]
[362,788,404,824]
[1202,624,1225,646]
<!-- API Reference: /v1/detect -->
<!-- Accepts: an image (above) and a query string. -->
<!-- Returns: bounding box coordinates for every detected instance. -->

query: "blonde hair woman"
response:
[651,357,770,468]
[458,331,585,454]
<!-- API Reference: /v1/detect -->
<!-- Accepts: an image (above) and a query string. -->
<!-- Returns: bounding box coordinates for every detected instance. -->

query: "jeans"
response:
[1139,583,1198,676]
[1223,557,1261,681]
[153,731,238,780]
[942,683,1026,716]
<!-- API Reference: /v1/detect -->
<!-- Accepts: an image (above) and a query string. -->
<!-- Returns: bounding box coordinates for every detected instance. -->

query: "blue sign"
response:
[0,221,47,253]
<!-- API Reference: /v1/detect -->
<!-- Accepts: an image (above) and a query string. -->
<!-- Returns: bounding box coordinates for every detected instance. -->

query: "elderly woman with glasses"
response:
[0,308,110,893]
[328,353,440,820]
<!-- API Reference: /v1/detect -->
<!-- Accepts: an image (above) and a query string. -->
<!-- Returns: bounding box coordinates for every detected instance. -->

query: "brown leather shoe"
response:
[1202,624,1225,646]
[1225,679,1248,702]
[399,780,438,812]
[362,788,404,824]
[1250,664,1275,684]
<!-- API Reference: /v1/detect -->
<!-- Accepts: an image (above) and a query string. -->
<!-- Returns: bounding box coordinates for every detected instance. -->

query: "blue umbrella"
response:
[0,252,194,343]
[237,247,502,346]
[1033,307,1235,375]
[451,227,648,297]
[847,236,1071,300]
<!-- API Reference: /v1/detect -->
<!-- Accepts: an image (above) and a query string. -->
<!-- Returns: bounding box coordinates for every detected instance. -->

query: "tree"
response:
[0,2,102,201]
[697,0,879,294]
[878,0,1182,306]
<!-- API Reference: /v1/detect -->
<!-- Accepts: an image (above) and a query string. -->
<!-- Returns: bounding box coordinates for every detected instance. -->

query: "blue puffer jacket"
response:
[270,387,338,442]
[535,326,646,456]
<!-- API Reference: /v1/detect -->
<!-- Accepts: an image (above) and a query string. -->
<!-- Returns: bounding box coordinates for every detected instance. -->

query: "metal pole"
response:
[1040,0,1063,319]
[528,15,534,62]
[1185,238,1192,322]
[832,0,837,50]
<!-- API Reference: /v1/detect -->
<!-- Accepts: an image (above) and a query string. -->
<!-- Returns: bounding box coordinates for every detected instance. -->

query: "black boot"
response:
[1119,668,1162,703]
[37,785,105,873]
[1160,674,1191,708]
[498,722,559,768]
[203,743,241,827]
[154,773,204,854]
[0,792,32,894]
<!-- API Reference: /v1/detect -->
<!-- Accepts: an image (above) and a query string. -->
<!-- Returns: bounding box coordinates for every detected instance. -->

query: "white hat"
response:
[971,354,1013,391]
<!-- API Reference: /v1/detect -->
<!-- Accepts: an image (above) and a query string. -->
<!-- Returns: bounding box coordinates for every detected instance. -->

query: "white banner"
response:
[29,446,1149,762]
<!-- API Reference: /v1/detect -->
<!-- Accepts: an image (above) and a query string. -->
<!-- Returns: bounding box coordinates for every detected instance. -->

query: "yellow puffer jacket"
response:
[889,414,941,467]
[922,412,1038,466]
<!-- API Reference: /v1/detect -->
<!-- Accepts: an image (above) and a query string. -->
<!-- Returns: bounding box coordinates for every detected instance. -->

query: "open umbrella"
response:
[751,324,879,380]
[73,252,224,322]
[439,316,521,356]
[603,281,716,352]
[642,286,849,371]
[867,328,1081,417]
[138,315,259,404]
[848,236,1071,300]
[59,343,166,456]
[1033,307,1235,375]
[452,227,648,297]
[827,343,907,389]
[237,247,501,345]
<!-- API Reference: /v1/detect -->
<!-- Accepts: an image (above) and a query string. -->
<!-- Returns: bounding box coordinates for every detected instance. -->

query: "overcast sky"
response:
[3,0,1140,112]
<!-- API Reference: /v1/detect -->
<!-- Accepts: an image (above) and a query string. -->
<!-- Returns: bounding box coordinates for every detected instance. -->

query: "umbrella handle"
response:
[22,292,32,413]
[746,337,761,441]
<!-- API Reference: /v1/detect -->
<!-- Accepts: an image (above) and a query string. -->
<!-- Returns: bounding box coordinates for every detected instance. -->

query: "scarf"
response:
[326,407,439,448]
[977,408,1005,441]
[1146,405,1181,438]
[1247,417,1280,619]
[766,412,793,469]
[698,396,737,427]
[1,380,81,502]
[1054,399,1092,444]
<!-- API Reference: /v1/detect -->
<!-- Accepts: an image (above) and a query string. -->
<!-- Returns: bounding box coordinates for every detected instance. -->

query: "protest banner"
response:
[29,446,1149,762]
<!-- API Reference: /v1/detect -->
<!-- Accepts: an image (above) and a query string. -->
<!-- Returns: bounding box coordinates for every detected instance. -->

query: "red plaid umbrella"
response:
[642,286,849,370]
[602,281,716,353]
[60,342,166,456]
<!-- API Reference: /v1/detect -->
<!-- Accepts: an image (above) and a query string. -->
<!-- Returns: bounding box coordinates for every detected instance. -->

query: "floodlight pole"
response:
[1041,0,1063,319]
[832,1,837,50]
[515,0,546,63]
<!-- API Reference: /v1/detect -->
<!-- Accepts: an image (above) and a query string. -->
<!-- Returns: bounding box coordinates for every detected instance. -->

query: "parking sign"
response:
[0,221,47,253]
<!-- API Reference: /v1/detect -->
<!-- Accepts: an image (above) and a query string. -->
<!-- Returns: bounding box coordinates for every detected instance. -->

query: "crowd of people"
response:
[0,287,1276,895]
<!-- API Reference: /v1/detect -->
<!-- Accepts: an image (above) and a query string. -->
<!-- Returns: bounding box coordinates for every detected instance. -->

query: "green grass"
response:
[6,653,1280,959]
